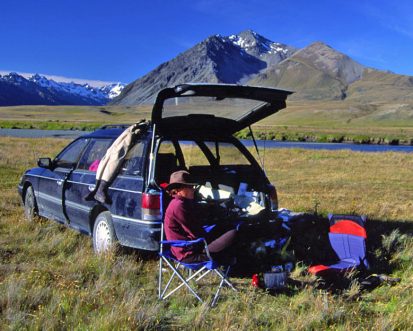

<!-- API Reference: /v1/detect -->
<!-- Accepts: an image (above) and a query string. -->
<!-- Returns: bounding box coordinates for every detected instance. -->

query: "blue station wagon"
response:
[18,84,292,254]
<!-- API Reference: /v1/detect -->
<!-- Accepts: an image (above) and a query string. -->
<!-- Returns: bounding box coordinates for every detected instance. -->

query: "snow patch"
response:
[228,34,290,56]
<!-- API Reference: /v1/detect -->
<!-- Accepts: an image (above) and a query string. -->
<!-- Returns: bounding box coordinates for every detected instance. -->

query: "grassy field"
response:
[1,137,413,329]
[1,101,413,144]
[0,105,152,131]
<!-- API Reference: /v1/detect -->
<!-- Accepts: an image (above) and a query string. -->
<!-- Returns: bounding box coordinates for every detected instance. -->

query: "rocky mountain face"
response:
[113,30,413,105]
[113,30,296,105]
[0,73,124,106]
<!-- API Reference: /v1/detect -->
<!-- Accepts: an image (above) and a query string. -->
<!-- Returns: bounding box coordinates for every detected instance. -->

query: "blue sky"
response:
[1,0,413,83]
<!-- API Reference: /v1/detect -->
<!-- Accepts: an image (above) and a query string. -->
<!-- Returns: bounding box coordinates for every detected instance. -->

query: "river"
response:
[1,128,413,153]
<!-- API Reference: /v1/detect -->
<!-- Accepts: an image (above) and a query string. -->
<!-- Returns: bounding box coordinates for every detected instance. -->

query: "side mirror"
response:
[38,157,52,169]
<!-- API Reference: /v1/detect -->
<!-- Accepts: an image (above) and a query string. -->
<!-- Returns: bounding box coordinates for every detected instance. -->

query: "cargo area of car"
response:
[152,135,275,225]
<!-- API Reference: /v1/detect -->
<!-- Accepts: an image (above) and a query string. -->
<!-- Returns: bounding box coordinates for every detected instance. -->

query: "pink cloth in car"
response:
[88,160,100,172]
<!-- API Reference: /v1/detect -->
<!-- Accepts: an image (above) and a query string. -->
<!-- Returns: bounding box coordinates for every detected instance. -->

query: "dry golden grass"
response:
[260,148,413,221]
[1,137,412,330]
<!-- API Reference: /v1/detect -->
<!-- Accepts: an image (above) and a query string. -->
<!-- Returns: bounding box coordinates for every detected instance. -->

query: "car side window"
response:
[119,140,145,176]
[54,139,89,169]
[77,139,113,172]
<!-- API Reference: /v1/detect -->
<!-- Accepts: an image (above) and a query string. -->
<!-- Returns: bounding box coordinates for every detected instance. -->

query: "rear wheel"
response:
[92,211,117,254]
[24,186,37,222]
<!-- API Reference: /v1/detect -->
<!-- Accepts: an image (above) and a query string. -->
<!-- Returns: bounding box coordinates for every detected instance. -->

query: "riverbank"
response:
[2,128,413,153]
[1,121,413,147]
[235,127,413,146]
[1,102,413,146]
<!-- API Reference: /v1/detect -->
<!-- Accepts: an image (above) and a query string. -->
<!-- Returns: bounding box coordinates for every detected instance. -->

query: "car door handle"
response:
[88,185,96,192]
[56,180,63,186]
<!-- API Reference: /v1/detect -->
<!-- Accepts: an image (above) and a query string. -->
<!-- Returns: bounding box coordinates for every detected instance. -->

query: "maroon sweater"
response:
[164,195,206,260]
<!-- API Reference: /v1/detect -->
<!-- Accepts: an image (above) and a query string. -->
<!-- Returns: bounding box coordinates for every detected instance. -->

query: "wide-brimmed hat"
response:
[165,170,198,191]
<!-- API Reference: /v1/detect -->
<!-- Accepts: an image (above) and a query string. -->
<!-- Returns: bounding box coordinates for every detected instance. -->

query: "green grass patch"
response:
[0,120,103,131]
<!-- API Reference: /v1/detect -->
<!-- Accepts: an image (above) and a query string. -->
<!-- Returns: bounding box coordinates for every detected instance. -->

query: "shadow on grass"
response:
[283,214,411,293]
[228,214,411,294]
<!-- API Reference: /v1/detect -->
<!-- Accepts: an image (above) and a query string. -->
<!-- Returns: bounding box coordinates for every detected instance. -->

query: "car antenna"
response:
[147,124,157,187]
[248,125,266,174]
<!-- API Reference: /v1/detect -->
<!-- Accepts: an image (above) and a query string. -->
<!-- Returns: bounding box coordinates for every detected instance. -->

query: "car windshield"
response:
[162,96,266,121]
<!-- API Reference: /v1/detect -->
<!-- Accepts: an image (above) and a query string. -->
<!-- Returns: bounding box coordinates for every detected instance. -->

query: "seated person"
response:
[164,170,237,263]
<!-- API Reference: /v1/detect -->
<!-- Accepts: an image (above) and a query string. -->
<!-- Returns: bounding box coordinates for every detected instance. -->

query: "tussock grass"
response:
[1,137,412,329]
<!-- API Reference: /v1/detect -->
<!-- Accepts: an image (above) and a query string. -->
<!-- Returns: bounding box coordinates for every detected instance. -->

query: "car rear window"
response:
[162,96,265,122]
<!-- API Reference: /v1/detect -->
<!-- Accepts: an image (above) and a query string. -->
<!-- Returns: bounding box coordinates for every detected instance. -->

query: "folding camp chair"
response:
[158,231,237,307]
[309,214,369,276]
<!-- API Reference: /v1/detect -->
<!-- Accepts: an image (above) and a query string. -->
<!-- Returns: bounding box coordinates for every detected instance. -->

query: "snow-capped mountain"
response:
[0,72,125,106]
[228,30,296,66]
[114,29,413,104]
[113,30,296,105]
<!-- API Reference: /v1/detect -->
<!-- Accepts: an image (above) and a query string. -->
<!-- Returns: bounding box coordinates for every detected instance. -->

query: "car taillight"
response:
[142,191,161,221]
[268,184,278,210]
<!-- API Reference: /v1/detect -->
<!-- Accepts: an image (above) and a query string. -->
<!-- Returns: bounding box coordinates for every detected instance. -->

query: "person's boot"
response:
[84,187,97,201]
[84,179,101,201]
[94,180,110,204]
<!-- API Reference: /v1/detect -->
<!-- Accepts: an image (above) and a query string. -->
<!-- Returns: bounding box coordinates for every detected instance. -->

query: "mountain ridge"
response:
[3,30,413,107]
[0,73,125,106]
[112,30,413,106]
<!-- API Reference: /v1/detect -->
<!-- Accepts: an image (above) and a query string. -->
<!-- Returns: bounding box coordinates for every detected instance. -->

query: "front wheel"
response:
[92,211,118,254]
[24,186,37,222]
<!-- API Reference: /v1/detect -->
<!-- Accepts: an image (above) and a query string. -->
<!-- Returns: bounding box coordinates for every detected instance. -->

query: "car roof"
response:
[83,126,127,139]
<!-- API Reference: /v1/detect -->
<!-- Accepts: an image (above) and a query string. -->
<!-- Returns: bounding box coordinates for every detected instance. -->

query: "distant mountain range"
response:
[0,73,124,106]
[112,30,413,105]
[3,30,413,107]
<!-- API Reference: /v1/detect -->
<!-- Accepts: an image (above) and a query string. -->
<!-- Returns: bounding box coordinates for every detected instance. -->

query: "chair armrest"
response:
[161,238,213,261]
[160,238,212,261]
[161,238,206,248]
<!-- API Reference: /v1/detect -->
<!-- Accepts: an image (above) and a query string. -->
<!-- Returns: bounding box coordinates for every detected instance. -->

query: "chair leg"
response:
[215,267,237,291]
[163,267,209,300]
[159,257,237,306]
[160,269,177,299]
[158,257,163,299]
[161,258,205,303]
[211,274,226,307]
[210,267,237,307]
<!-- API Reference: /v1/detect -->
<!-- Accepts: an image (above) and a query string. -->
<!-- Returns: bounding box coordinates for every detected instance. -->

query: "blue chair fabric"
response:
[309,214,369,275]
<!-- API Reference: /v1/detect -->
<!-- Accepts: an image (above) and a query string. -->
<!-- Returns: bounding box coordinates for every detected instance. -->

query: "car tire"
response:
[92,211,118,254]
[24,186,37,222]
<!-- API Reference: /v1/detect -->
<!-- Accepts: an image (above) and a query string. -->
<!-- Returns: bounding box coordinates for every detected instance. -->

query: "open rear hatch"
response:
[152,84,293,135]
